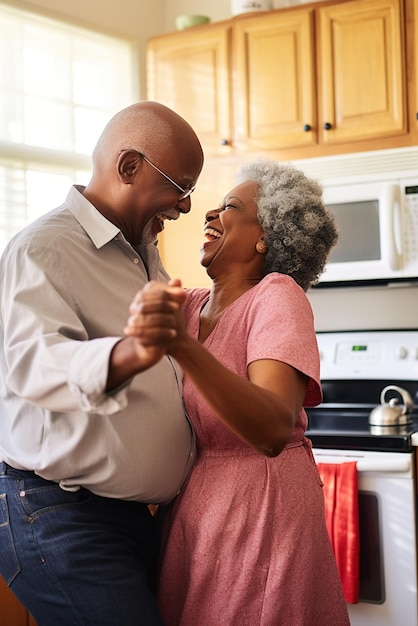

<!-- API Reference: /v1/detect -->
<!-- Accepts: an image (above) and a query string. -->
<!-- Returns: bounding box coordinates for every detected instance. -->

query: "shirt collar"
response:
[65,185,121,249]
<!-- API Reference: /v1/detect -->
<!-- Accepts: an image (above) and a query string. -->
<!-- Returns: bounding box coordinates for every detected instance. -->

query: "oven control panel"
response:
[317,330,418,380]
[335,340,382,366]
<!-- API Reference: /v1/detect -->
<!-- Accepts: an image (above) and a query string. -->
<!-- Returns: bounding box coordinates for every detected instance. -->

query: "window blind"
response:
[0,3,137,250]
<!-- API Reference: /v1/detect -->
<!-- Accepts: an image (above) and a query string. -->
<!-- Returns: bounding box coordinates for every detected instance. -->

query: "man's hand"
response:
[124,279,186,351]
[106,280,186,392]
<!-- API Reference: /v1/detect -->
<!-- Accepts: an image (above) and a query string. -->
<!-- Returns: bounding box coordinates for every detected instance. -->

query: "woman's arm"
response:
[125,281,308,457]
[171,337,307,456]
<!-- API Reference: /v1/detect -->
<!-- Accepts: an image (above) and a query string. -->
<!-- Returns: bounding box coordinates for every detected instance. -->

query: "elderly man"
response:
[0,101,203,625]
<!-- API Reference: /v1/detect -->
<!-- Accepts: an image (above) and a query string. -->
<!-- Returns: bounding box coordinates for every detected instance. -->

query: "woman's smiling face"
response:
[201,181,266,277]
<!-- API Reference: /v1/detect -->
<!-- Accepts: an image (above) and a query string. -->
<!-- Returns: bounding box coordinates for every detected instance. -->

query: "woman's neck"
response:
[198,275,261,342]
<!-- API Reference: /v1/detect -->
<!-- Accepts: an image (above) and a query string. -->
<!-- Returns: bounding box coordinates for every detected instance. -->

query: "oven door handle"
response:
[313,455,411,473]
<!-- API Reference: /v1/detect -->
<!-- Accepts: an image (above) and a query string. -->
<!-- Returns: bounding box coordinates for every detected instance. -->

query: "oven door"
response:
[312,448,418,626]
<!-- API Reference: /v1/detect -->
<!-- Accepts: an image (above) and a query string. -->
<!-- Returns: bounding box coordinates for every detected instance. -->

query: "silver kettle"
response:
[368,385,413,426]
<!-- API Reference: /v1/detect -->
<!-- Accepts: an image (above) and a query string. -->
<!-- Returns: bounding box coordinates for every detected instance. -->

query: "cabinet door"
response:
[318,0,406,144]
[233,10,316,150]
[147,24,232,155]
[413,0,418,129]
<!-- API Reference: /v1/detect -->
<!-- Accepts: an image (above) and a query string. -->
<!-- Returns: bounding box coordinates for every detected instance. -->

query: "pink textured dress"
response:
[157,274,349,626]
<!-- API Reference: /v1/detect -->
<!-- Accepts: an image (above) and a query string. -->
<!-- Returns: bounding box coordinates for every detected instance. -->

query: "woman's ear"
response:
[256,236,267,254]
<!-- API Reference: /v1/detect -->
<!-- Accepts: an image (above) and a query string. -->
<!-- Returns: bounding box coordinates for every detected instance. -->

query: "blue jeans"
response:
[0,462,165,625]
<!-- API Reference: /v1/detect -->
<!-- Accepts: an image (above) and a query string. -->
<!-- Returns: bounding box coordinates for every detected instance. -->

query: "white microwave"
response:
[318,177,418,286]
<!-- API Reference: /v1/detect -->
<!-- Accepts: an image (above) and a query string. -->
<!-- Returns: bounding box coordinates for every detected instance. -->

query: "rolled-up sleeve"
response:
[1,235,129,415]
[67,337,131,413]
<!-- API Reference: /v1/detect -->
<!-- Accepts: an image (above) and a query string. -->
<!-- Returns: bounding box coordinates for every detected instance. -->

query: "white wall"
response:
[307,284,418,332]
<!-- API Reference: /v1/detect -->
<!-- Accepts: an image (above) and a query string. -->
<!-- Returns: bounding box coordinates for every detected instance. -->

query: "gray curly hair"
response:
[235,158,339,291]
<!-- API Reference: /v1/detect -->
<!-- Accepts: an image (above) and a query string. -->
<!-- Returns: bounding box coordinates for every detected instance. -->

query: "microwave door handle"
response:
[381,184,402,270]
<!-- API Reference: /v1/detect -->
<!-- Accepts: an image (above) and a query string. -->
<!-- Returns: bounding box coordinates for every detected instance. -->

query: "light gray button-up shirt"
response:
[0,185,195,503]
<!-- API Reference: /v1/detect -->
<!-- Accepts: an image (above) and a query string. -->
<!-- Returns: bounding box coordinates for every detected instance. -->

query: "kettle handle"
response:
[380,385,413,415]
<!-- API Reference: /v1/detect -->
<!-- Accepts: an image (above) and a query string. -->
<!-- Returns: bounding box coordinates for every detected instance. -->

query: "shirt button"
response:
[133,258,139,264]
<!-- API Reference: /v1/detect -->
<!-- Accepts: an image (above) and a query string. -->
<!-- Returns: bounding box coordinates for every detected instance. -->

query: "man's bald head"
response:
[92,101,203,174]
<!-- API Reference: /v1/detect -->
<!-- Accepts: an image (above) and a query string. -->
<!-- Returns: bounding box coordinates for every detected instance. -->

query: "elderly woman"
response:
[125,159,349,625]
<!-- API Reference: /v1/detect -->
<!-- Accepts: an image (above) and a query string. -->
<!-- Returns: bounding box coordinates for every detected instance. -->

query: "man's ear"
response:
[117,150,141,182]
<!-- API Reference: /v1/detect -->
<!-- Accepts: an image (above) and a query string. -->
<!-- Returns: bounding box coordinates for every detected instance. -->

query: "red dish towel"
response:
[316,461,360,604]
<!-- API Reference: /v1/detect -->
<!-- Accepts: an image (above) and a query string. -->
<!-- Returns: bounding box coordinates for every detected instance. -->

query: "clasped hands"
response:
[124,279,187,360]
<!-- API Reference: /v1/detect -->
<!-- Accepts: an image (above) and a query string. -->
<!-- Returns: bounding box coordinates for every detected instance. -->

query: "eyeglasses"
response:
[119,149,196,201]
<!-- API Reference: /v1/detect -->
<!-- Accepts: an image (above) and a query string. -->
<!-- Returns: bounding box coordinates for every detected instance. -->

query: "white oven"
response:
[306,330,418,626]
[312,448,417,626]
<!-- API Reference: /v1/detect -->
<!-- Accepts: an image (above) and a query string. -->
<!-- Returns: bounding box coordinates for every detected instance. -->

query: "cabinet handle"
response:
[323,122,332,130]
[303,124,312,132]
[220,138,229,146]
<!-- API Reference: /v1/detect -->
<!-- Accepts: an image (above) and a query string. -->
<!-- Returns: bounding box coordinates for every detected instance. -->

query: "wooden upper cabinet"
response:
[146,23,233,155]
[146,0,413,158]
[233,10,317,150]
[413,0,418,127]
[233,0,406,150]
[317,0,406,144]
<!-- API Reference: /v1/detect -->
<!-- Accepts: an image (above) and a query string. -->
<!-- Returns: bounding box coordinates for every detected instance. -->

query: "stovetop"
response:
[305,377,418,453]
[305,407,418,452]
[308,331,418,452]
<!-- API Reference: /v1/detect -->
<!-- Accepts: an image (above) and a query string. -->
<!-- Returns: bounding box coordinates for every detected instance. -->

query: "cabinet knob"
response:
[303,124,312,132]
[220,138,229,146]
[323,122,332,130]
